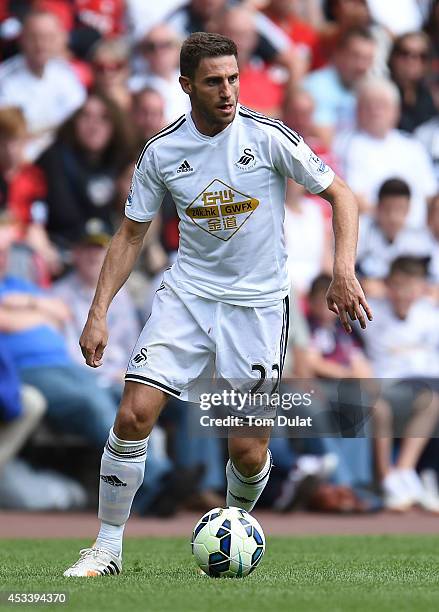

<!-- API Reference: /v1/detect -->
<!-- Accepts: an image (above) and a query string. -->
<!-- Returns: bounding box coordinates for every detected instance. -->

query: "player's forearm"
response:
[324,177,359,278]
[89,218,150,318]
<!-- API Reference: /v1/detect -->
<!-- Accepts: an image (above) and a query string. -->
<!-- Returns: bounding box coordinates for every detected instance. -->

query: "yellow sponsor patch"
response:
[186,179,259,241]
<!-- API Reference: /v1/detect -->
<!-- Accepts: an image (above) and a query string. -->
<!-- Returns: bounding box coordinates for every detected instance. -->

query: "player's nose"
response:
[220,80,232,99]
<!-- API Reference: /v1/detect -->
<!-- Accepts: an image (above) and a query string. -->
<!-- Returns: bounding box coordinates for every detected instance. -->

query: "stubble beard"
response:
[192,92,237,133]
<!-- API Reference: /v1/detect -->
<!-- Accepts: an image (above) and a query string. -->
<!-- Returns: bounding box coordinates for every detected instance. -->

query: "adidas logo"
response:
[100,475,127,487]
[177,160,194,173]
[229,492,254,504]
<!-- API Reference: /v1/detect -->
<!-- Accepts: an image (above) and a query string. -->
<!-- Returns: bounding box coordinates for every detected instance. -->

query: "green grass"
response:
[1,536,438,612]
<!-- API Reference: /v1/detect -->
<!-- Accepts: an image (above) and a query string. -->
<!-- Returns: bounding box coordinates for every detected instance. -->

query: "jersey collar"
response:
[186,103,240,143]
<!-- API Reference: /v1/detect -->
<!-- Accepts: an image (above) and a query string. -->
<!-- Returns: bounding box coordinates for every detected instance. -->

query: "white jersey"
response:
[125,104,334,306]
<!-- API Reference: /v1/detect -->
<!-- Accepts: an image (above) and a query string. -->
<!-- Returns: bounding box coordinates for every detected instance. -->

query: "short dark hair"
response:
[378,178,411,201]
[336,26,375,50]
[389,256,429,279]
[309,273,332,297]
[180,32,237,79]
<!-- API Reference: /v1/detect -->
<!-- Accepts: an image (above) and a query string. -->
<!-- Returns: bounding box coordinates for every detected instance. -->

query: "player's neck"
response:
[190,110,230,137]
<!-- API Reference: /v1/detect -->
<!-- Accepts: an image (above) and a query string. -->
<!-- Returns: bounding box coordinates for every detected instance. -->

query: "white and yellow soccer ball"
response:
[191,507,265,578]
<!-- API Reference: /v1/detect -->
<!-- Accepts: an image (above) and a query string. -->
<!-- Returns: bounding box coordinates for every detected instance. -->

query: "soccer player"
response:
[64,32,372,577]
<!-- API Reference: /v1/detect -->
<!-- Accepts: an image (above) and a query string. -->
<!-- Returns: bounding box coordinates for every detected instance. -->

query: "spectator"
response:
[334,77,437,227]
[362,256,439,512]
[0,338,88,511]
[129,23,189,122]
[0,107,60,279]
[131,87,166,151]
[305,273,373,494]
[90,37,132,111]
[303,27,376,145]
[307,274,372,380]
[388,32,436,133]
[168,0,299,78]
[34,0,93,89]
[219,6,285,115]
[52,221,140,400]
[357,179,430,297]
[0,225,119,448]
[37,91,134,246]
[0,223,183,514]
[320,0,392,76]
[0,10,86,160]
[263,0,324,71]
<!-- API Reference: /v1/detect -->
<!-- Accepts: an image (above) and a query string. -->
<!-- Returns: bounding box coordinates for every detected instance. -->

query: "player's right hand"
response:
[79,313,108,367]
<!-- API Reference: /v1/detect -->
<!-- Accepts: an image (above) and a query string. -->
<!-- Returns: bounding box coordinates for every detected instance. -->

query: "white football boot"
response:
[63,547,122,577]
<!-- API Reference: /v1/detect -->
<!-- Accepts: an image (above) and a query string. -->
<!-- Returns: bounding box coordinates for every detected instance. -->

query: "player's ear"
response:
[179,75,192,95]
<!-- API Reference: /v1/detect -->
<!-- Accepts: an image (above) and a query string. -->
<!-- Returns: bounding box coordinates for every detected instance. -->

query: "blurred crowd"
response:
[1,0,439,517]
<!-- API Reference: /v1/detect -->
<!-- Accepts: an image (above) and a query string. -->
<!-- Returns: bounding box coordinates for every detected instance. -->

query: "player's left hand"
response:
[326,274,373,333]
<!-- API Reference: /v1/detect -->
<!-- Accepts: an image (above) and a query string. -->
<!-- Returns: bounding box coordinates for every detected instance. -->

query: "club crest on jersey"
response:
[131,347,148,368]
[235,147,256,170]
[309,152,329,174]
[186,178,259,241]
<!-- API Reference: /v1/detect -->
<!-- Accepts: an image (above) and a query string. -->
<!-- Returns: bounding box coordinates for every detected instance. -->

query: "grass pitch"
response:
[1,536,438,612]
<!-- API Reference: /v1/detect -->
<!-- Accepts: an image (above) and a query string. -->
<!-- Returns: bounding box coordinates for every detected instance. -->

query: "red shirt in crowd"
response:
[0,165,47,228]
[238,62,284,116]
[74,0,126,37]
[263,10,325,69]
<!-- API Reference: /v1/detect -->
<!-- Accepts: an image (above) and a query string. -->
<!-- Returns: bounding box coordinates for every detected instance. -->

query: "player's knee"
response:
[113,383,167,440]
[114,403,155,440]
[231,444,268,477]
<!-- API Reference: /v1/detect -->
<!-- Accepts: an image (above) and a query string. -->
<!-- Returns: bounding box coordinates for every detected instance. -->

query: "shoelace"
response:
[71,548,108,569]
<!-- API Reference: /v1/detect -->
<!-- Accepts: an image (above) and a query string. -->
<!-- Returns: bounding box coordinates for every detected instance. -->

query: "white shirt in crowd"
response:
[0,55,86,160]
[357,216,431,279]
[284,197,326,293]
[334,129,437,228]
[366,0,425,36]
[126,104,335,307]
[363,297,439,378]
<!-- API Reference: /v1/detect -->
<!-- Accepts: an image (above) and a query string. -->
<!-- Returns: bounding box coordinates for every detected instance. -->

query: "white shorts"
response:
[125,283,289,407]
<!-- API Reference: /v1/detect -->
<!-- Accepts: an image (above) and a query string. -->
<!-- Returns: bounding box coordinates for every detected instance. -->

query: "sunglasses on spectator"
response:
[93,60,128,72]
[141,40,176,53]
[395,48,429,61]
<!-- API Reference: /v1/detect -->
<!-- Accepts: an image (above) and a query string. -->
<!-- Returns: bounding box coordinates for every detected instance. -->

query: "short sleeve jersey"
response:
[125,104,335,306]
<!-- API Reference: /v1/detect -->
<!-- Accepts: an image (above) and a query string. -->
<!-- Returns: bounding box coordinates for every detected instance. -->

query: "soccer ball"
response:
[191,506,265,578]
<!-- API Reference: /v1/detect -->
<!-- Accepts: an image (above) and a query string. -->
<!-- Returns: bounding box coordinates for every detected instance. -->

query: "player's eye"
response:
[229,75,238,83]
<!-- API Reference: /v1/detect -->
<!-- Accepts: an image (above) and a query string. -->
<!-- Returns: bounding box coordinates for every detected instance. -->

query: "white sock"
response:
[226,449,272,512]
[95,523,126,558]
[96,427,148,557]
